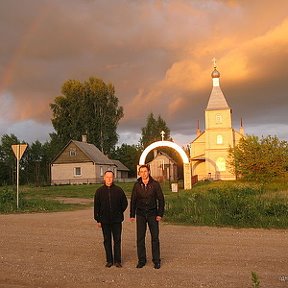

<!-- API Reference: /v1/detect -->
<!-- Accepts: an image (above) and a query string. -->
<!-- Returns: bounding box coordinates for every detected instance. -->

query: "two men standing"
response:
[94,165,165,269]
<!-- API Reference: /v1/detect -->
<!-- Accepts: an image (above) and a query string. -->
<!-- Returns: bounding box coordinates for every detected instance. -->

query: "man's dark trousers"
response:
[101,223,122,263]
[136,214,160,264]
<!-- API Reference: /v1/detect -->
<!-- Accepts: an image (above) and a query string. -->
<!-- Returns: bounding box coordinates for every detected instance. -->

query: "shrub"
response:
[0,187,21,212]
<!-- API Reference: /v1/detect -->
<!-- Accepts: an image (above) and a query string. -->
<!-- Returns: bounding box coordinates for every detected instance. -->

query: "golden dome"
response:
[211,68,220,78]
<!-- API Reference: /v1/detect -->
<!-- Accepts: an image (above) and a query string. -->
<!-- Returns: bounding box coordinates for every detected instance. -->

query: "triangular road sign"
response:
[11,144,28,160]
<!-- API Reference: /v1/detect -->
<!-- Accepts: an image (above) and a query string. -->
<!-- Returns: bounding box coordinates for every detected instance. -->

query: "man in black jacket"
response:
[130,164,165,269]
[94,171,128,268]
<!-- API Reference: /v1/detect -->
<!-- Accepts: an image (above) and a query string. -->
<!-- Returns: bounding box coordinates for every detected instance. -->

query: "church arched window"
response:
[216,135,223,144]
[216,157,226,171]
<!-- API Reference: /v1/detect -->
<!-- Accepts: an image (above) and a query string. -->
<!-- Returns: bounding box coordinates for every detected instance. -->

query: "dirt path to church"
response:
[1,205,287,288]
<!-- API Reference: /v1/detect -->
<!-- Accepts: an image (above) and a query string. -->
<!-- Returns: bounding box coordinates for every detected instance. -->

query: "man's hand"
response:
[130,218,135,222]
[156,216,162,222]
[97,222,101,228]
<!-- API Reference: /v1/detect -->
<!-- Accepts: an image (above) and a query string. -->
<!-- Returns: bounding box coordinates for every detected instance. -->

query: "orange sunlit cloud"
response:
[0,0,288,144]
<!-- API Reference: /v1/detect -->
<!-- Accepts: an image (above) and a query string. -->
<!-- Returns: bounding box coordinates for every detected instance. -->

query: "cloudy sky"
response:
[0,0,287,147]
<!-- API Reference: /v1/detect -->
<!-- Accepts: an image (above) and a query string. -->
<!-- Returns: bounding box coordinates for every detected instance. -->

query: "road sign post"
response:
[11,144,28,209]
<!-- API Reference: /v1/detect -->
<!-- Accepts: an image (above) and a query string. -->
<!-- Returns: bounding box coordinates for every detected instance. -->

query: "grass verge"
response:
[165,180,288,228]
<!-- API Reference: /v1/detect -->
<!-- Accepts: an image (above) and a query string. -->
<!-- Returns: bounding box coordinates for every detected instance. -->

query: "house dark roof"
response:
[72,140,115,165]
[111,159,130,171]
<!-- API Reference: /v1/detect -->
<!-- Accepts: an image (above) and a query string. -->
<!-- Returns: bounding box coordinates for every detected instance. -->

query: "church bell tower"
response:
[204,60,235,180]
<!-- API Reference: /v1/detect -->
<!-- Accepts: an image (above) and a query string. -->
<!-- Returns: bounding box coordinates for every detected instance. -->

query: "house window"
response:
[69,148,77,157]
[217,135,223,144]
[74,167,81,176]
[215,114,222,124]
[216,157,226,172]
[100,166,103,177]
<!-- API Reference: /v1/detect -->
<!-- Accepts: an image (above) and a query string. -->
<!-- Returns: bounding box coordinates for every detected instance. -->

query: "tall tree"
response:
[0,144,10,185]
[228,135,288,182]
[21,140,49,186]
[140,113,171,148]
[50,77,124,155]
[139,113,182,167]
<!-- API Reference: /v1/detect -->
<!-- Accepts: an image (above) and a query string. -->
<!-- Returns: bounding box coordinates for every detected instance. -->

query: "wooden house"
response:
[148,151,178,182]
[51,138,126,185]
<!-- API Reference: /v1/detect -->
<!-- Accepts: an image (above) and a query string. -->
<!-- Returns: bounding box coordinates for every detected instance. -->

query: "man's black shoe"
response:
[136,262,145,268]
[115,262,122,268]
[105,262,113,268]
[154,263,161,269]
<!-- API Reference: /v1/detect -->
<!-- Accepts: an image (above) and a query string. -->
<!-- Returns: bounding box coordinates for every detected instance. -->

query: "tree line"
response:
[0,112,172,185]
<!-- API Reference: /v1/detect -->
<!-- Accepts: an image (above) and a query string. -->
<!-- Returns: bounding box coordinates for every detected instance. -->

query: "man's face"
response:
[104,172,114,186]
[139,167,149,181]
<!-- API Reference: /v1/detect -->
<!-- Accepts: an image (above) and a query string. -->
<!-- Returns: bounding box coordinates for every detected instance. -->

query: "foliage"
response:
[50,77,124,155]
[0,187,17,212]
[139,113,184,170]
[228,135,288,182]
[251,272,260,288]
[21,140,47,185]
[0,133,69,186]
[165,181,288,228]
[111,143,143,177]
[140,113,171,148]
[0,153,11,185]
[0,134,21,185]
[44,132,66,161]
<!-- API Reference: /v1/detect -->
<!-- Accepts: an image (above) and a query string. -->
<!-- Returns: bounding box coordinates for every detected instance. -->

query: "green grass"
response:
[22,183,101,199]
[165,180,288,229]
[21,181,174,199]
[0,187,84,213]
[0,181,173,214]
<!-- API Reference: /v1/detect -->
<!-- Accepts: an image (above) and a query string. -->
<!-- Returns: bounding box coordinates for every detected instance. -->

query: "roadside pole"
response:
[11,144,28,209]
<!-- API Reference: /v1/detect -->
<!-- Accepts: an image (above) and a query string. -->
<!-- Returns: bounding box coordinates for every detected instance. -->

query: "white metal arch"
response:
[139,141,189,164]
[139,140,191,189]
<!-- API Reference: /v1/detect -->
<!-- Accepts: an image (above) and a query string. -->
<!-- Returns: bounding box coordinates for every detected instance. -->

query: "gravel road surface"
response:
[1,205,287,288]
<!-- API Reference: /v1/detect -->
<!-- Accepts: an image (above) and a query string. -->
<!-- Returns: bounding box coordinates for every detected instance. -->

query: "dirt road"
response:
[0,206,287,288]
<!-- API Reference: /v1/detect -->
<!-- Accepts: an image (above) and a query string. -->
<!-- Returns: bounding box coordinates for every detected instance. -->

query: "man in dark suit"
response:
[130,164,165,269]
[94,171,128,268]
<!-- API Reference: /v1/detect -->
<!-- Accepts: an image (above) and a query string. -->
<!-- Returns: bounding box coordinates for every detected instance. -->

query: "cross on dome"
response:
[212,57,217,69]
[211,57,220,79]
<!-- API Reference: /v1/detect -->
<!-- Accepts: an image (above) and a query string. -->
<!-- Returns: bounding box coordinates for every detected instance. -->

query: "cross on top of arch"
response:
[160,130,165,141]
